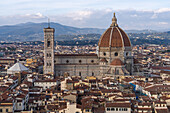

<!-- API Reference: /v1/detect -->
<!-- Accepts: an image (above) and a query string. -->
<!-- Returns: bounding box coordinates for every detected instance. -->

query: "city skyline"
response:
[0,1,169,112]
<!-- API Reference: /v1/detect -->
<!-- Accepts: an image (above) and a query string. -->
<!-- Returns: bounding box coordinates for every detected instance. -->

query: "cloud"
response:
[0,13,46,26]
[131,14,138,17]
[158,22,168,25]
[66,11,93,20]
[23,13,45,19]
[63,8,170,30]
[0,8,170,31]
[105,8,113,13]
[151,13,157,19]
[155,8,170,13]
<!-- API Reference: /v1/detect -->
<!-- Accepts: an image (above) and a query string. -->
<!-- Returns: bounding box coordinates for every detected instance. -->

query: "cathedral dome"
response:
[98,13,131,47]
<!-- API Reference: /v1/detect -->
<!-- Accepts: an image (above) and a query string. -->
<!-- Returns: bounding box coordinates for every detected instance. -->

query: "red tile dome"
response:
[98,13,131,47]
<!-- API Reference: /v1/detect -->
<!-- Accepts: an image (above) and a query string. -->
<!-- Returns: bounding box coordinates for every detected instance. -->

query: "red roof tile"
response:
[110,58,124,66]
[106,102,131,107]
[98,27,131,47]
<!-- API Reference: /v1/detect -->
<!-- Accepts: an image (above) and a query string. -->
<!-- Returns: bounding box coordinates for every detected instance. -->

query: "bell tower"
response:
[44,22,55,75]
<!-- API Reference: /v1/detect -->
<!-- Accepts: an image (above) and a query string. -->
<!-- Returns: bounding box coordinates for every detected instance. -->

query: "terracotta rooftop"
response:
[106,102,131,107]
[150,66,170,70]
[100,58,108,62]
[156,109,169,113]
[110,58,124,66]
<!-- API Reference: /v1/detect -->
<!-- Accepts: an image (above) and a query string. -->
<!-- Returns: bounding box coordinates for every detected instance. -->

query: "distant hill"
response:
[166,31,170,34]
[125,29,157,34]
[0,22,105,41]
[0,22,162,41]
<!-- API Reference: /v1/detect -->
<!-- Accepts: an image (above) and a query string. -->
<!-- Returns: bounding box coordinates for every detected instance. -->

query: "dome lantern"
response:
[111,12,118,27]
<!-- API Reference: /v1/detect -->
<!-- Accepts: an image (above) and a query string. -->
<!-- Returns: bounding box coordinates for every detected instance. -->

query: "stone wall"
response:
[54,54,100,77]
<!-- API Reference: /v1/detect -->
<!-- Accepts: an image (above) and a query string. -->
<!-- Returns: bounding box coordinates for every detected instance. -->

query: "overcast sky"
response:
[0,0,170,30]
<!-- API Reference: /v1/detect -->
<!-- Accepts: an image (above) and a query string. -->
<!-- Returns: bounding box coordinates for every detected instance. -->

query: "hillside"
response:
[0,22,169,46]
[0,22,105,41]
[0,22,161,41]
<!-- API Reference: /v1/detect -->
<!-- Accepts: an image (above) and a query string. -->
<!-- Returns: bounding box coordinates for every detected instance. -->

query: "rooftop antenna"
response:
[48,18,50,28]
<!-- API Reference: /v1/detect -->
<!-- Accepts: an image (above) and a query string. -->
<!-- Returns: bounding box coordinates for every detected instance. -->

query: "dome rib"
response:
[110,27,123,47]
[98,28,111,47]
[109,27,114,47]
[119,28,131,47]
[116,27,124,47]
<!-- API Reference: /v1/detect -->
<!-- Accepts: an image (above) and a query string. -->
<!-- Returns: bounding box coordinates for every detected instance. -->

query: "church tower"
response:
[44,25,55,75]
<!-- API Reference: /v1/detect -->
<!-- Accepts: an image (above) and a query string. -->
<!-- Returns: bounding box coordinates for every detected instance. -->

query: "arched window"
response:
[107,108,110,111]
[111,108,115,111]
[79,72,81,76]
[91,60,94,63]
[79,60,82,63]
[103,52,106,56]
[47,40,50,47]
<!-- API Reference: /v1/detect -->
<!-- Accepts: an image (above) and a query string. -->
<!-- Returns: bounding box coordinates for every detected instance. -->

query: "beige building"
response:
[0,100,13,113]
[105,102,131,113]
[59,102,82,113]
[44,13,134,78]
